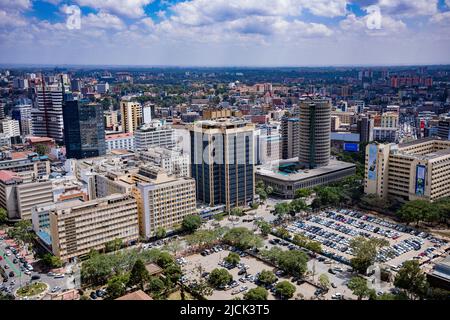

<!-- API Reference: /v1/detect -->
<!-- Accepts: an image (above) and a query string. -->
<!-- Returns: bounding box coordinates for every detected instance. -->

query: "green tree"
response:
[34,144,49,156]
[257,270,277,286]
[155,227,167,239]
[350,236,389,274]
[182,215,202,233]
[42,253,63,268]
[230,207,244,217]
[276,250,308,278]
[318,274,330,289]
[275,281,296,299]
[156,252,175,269]
[147,277,165,295]
[305,241,322,253]
[244,286,268,300]
[0,208,7,225]
[208,268,233,288]
[426,288,450,300]
[106,274,129,300]
[275,227,290,239]
[251,203,259,210]
[294,188,312,199]
[105,238,123,253]
[224,252,240,266]
[256,188,268,202]
[347,276,375,300]
[394,260,428,299]
[164,264,182,286]
[127,259,150,290]
[274,203,290,218]
[397,200,437,226]
[223,227,263,250]
[289,198,308,214]
[189,279,213,297]
[255,220,272,237]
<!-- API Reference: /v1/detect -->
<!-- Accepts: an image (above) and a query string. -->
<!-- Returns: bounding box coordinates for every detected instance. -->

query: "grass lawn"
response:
[167,290,194,300]
[16,282,47,297]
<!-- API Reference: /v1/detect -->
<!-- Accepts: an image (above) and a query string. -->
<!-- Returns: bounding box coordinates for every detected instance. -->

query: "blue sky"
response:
[1,0,450,66]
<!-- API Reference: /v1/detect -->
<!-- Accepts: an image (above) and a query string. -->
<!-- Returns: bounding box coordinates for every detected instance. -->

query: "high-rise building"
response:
[357,116,374,143]
[0,118,21,138]
[134,121,175,150]
[11,104,33,136]
[31,84,65,143]
[189,120,255,211]
[280,117,300,160]
[299,97,331,169]
[63,99,106,159]
[364,139,450,202]
[437,119,450,140]
[120,100,142,133]
[37,194,139,261]
[134,166,196,239]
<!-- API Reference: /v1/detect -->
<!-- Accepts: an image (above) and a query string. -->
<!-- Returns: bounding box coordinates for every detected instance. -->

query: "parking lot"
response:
[286,208,449,272]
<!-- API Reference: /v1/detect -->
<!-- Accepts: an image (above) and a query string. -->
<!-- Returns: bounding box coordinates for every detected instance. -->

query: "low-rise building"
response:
[105,132,135,152]
[138,147,190,177]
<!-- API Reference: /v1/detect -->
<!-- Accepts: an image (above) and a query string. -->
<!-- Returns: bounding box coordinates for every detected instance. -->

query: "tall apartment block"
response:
[437,119,450,140]
[40,194,139,261]
[189,120,255,211]
[299,97,332,169]
[120,100,142,133]
[63,99,106,159]
[280,116,300,160]
[31,84,65,143]
[364,138,450,202]
[134,166,196,239]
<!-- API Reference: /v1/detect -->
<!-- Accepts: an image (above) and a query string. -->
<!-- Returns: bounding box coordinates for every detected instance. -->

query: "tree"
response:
[156,252,175,269]
[255,220,272,237]
[251,203,259,210]
[147,277,165,295]
[292,234,308,247]
[182,215,202,233]
[274,227,290,239]
[350,236,389,274]
[394,260,428,299]
[42,253,63,268]
[265,186,274,196]
[257,270,277,286]
[295,188,312,199]
[105,238,122,253]
[274,203,290,218]
[347,276,374,300]
[163,240,183,256]
[318,274,330,289]
[127,259,150,290]
[244,286,268,300]
[276,250,308,278]
[155,227,167,239]
[274,281,296,299]
[305,241,322,254]
[34,144,49,156]
[208,268,233,288]
[7,220,34,246]
[289,198,308,214]
[397,200,437,226]
[164,264,182,286]
[256,188,268,202]
[0,208,7,225]
[426,288,450,300]
[106,274,129,300]
[230,207,244,217]
[224,252,240,266]
[223,227,263,250]
[189,279,213,297]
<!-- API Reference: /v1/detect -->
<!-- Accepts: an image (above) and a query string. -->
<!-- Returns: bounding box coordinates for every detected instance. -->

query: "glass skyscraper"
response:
[63,99,106,159]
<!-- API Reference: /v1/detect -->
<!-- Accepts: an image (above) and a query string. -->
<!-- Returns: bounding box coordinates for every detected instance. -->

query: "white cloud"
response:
[0,9,27,27]
[447,0,450,8]
[340,13,407,36]
[0,0,31,11]
[430,11,450,25]
[74,0,154,18]
[82,11,126,30]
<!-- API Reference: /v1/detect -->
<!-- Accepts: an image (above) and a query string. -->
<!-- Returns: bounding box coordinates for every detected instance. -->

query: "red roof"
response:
[27,136,55,144]
[0,170,18,183]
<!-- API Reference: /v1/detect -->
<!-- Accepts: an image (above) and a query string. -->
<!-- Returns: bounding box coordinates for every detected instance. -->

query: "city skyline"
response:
[1,0,450,66]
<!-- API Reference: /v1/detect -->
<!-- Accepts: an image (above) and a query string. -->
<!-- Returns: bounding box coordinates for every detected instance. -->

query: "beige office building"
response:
[48,194,139,261]
[364,138,450,202]
[134,166,196,239]
[0,170,53,220]
[120,101,143,133]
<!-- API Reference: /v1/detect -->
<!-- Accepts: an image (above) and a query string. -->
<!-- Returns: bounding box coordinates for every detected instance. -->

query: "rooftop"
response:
[256,159,356,182]
[115,290,152,301]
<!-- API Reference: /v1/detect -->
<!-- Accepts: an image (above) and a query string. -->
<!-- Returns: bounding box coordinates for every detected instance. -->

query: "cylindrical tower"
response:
[299,97,331,168]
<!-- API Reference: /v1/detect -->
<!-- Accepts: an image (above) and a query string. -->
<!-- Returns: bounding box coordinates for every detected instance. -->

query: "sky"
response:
[0,0,450,67]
